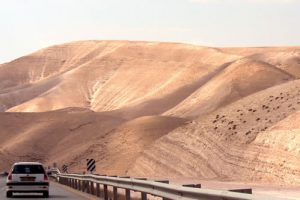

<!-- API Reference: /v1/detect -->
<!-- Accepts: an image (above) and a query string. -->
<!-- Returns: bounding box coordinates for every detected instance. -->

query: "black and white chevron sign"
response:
[86,159,96,172]
[62,164,68,173]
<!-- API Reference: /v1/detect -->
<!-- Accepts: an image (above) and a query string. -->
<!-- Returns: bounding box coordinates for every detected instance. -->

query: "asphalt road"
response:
[0,177,90,200]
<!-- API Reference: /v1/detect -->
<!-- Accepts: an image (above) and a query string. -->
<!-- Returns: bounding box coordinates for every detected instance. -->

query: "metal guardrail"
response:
[52,173,289,200]
[0,172,8,177]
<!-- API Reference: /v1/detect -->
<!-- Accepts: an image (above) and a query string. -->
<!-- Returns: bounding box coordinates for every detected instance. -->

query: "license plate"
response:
[20,177,35,182]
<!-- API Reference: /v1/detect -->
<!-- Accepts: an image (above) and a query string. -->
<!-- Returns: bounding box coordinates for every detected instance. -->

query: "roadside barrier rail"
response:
[53,173,287,200]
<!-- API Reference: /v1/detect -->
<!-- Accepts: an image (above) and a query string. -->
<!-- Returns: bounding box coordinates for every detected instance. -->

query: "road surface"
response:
[0,177,90,200]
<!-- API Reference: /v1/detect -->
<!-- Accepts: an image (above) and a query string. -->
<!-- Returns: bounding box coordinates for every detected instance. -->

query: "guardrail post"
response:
[87,181,91,194]
[85,181,90,193]
[80,180,82,190]
[125,189,130,200]
[75,179,77,189]
[96,183,100,197]
[104,184,108,200]
[141,192,147,200]
[82,180,86,192]
[78,180,81,191]
[85,180,88,193]
[83,180,88,192]
[113,186,118,200]
[91,182,95,195]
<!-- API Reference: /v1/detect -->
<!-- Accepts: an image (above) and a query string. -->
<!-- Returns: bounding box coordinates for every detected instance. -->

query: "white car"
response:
[6,162,49,198]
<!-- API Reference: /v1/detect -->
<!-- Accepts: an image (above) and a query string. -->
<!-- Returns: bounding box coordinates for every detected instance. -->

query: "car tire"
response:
[43,191,49,198]
[6,191,13,198]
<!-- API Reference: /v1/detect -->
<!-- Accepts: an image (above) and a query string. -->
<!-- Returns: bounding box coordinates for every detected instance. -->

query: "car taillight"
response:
[44,173,49,181]
[7,172,12,181]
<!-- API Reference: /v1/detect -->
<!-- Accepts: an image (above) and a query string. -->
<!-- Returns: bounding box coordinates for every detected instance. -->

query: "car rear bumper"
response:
[6,182,49,192]
[7,182,49,186]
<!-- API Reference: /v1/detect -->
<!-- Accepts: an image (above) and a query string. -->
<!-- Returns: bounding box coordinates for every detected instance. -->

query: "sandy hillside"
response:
[0,41,299,185]
[130,80,300,184]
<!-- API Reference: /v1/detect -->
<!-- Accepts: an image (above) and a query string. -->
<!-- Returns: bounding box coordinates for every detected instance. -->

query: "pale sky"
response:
[0,0,299,63]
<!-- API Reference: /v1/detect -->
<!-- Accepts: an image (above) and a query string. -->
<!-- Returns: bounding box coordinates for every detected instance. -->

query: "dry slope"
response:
[130,80,300,184]
[0,41,299,185]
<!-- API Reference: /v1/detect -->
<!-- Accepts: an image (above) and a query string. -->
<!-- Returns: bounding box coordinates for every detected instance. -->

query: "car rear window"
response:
[12,165,45,174]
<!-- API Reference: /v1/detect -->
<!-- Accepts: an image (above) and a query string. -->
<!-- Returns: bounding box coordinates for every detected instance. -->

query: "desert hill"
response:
[130,79,300,184]
[0,108,124,170]
[0,41,299,185]
[1,41,238,113]
[165,58,294,118]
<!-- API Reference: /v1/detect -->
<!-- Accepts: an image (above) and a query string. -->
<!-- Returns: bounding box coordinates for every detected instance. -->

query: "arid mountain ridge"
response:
[0,40,299,185]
